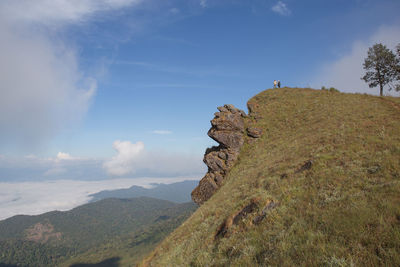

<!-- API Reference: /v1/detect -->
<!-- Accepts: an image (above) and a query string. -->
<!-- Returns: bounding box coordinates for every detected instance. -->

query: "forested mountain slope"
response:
[0,197,196,266]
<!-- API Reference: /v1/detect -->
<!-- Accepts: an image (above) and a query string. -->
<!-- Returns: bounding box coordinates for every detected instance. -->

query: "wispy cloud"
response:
[271,1,291,16]
[169,7,180,15]
[200,0,207,8]
[0,1,142,148]
[0,0,143,26]
[312,25,400,95]
[152,130,173,135]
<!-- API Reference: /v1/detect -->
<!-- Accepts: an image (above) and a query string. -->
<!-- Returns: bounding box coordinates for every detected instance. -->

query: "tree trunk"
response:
[377,68,383,96]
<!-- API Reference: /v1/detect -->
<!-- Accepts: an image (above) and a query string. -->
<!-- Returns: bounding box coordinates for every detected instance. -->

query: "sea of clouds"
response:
[0,176,199,221]
[0,142,205,221]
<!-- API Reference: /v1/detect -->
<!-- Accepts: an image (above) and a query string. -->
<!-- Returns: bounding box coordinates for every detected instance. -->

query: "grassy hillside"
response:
[0,197,196,266]
[141,88,400,266]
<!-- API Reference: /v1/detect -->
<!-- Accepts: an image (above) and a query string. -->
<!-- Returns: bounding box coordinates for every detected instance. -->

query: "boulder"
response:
[207,105,245,151]
[208,130,244,151]
[247,127,263,138]
[191,174,218,205]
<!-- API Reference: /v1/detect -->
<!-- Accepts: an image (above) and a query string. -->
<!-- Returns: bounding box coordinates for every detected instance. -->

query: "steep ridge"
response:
[140,88,400,266]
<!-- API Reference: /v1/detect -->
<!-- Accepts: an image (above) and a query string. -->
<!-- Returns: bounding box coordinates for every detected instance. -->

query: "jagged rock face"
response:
[192,104,246,205]
[208,105,245,151]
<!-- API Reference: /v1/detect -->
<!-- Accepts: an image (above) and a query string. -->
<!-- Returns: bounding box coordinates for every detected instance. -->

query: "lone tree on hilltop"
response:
[361,43,397,96]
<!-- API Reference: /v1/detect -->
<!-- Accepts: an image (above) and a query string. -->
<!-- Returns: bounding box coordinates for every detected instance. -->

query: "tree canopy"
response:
[361,43,398,96]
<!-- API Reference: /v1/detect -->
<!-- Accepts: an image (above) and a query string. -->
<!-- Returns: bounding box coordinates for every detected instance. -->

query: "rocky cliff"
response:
[191,104,262,204]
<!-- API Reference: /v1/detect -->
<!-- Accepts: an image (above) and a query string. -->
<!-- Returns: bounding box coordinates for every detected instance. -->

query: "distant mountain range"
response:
[89,180,199,203]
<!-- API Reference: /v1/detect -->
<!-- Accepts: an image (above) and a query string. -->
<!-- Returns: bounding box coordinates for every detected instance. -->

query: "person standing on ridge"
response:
[278,80,281,88]
[273,80,277,88]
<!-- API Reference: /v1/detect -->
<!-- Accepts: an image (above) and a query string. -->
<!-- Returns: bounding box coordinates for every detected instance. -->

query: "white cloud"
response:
[313,25,400,95]
[0,0,141,148]
[0,0,142,26]
[271,1,291,16]
[0,27,96,146]
[152,130,173,135]
[103,140,145,176]
[200,0,207,8]
[0,176,199,220]
[56,152,74,161]
[102,140,206,177]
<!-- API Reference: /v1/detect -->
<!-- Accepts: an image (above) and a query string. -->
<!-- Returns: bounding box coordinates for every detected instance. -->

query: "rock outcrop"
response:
[246,127,263,138]
[191,104,247,205]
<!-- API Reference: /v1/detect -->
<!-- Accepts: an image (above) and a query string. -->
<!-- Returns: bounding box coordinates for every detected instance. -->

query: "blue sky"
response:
[0,0,399,217]
[2,0,400,157]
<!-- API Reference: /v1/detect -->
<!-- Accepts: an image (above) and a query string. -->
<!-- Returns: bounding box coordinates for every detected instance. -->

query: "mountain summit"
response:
[141,88,400,266]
